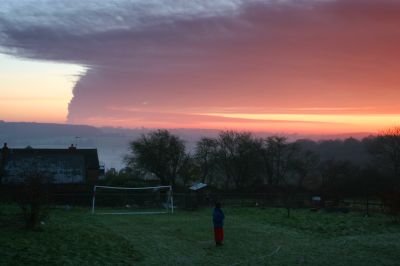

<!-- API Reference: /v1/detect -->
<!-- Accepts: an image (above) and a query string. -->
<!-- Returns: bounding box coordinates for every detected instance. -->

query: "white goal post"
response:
[91,185,174,215]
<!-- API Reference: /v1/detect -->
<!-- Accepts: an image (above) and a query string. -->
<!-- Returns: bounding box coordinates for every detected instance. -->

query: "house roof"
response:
[1,148,99,170]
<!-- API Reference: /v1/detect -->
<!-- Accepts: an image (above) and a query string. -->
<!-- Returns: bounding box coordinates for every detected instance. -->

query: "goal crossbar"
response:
[94,185,172,190]
[91,185,174,215]
[97,211,168,215]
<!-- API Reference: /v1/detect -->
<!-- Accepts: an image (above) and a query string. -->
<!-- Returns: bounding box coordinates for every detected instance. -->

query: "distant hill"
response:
[0,121,102,139]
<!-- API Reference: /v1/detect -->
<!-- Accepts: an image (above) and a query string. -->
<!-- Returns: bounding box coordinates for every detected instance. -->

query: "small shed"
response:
[185,182,210,210]
[189,182,208,191]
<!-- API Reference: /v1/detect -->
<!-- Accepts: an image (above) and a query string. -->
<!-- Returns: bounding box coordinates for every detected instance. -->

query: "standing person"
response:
[213,202,225,246]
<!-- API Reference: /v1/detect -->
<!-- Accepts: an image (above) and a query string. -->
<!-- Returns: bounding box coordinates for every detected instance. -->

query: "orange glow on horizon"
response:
[199,113,400,132]
[68,112,400,134]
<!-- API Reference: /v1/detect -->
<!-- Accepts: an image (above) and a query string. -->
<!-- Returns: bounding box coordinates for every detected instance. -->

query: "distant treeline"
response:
[103,128,400,204]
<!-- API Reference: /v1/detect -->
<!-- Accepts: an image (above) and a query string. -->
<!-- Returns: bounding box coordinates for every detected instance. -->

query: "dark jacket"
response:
[213,207,225,228]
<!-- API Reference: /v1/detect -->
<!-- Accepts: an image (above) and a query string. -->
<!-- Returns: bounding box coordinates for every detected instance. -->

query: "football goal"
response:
[91,185,174,215]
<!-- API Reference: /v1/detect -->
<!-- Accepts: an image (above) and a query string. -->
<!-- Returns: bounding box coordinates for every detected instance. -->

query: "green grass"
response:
[1,206,400,265]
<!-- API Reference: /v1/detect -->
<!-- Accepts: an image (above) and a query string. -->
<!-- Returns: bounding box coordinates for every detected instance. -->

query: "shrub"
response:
[16,171,53,230]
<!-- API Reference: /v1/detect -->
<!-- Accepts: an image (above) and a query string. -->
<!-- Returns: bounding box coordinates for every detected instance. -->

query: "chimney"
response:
[1,143,9,159]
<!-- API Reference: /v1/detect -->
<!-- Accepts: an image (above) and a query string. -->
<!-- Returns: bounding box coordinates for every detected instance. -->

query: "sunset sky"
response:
[0,0,399,134]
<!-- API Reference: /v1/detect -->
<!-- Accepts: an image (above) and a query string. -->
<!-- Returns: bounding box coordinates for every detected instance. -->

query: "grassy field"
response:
[1,206,400,266]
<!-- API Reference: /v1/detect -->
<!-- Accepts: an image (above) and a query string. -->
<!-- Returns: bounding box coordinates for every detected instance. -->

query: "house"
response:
[0,143,102,184]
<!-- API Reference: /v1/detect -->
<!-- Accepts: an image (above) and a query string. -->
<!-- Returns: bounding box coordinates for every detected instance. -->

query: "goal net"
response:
[91,185,174,215]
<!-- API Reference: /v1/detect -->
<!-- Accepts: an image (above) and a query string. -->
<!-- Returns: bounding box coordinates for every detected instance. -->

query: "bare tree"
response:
[318,159,359,204]
[194,137,219,185]
[370,127,400,180]
[125,130,187,185]
[368,126,400,222]
[291,150,320,188]
[217,131,263,190]
[261,136,298,186]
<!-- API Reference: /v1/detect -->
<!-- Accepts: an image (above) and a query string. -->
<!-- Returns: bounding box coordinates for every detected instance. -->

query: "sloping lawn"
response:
[0,207,140,266]
[1,206,399,265]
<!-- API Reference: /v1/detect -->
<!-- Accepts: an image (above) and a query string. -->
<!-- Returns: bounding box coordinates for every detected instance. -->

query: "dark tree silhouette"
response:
[126,130,187,185]
[194,137,219,185]
[261,136,298,186]
[291,150,320,188]
[370,127,400,181]
[16,170,53,230]
[368,127,400,222]
[217,131,263,190]
[319,159,359,204]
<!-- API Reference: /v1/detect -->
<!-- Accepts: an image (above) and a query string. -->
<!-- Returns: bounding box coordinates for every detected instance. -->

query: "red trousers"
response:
[214,227,224,244]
